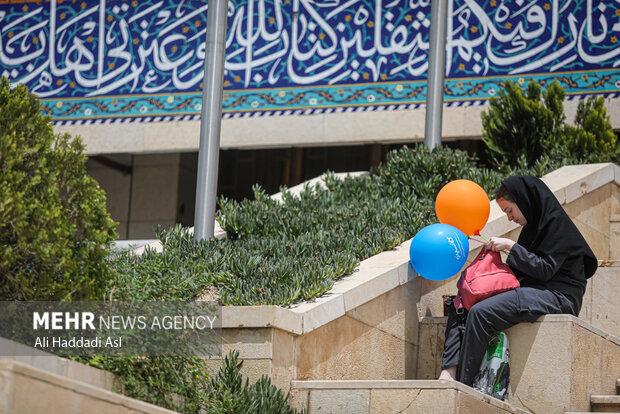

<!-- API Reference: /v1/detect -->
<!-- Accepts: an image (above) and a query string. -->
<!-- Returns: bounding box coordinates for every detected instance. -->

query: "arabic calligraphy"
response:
[1,0,619,121]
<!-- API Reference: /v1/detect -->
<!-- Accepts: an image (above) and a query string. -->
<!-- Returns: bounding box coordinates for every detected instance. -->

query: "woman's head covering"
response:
[500,175,598,278]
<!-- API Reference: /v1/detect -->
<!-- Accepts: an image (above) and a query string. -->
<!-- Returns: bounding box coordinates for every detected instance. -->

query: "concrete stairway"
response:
[218,164,620,414]
[0,337,115,390]
[565,378,620,413]
[290,311,619,414]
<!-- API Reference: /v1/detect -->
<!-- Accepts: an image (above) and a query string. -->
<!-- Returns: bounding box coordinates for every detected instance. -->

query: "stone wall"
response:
[0,360,174,414]
[579,261,620,338]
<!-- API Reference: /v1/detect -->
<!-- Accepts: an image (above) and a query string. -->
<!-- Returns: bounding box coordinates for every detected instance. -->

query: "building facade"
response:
[2,0,619,237]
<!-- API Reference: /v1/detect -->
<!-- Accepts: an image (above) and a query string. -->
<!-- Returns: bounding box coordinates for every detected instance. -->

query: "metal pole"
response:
[194,0,228,241]
[424,0,449,150]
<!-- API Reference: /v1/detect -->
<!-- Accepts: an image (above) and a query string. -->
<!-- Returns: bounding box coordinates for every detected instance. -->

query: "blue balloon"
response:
[409,223,469,281]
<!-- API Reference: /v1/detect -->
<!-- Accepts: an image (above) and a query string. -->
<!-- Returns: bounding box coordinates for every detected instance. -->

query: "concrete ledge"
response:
[290,379,531,413]
[292,379,456,389]
[290,293,346,335]
[67,97,620,155]
[424,313,620,348]
[541,163,618,204]
[330,264,401,313]
[0,359,174,414]
[221,306,303,335]
[481,163,618,235]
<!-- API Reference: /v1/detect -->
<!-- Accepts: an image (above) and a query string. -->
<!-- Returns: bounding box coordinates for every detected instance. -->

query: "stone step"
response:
[0,359,174,414]
[591,395,620,412]
[290,379,532,414]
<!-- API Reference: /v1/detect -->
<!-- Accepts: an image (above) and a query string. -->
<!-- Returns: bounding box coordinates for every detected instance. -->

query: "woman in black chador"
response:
[438,175,598,386]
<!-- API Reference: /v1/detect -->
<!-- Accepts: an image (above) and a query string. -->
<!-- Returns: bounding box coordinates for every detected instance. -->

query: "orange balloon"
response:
[435,180,490,236]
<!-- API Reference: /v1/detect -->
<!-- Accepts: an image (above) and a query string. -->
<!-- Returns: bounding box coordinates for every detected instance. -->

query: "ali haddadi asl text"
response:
[34,336,122,349]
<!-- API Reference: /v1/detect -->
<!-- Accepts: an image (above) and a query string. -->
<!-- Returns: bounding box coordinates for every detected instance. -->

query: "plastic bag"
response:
[472,331,510,401]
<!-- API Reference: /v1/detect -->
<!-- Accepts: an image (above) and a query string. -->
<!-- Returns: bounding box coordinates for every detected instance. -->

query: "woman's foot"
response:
[438,366,457,380]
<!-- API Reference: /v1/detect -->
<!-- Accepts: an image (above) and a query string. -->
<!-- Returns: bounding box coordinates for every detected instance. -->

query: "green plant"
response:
[0,77,117,300]
[86,355,210,413]
[207,350,303,414]
[562,96,619,163]
[86,351,304,413]
[481,79,567,167]
[107,145,508,308]
[372,145,503,202]
[481,79,618,169]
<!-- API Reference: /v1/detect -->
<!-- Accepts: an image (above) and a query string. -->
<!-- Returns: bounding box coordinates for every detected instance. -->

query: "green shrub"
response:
[207,350,303,414]
[108,145,507,307]
[372,145,503,202]
[85,355,210,413]
[562,96,619,163]
[481,79,618,168]
[0,77,117,300]
[481,80,566,167]
[86,351,303,414]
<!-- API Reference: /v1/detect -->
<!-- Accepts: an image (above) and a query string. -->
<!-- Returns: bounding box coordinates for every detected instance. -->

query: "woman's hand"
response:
[484,237,515,253]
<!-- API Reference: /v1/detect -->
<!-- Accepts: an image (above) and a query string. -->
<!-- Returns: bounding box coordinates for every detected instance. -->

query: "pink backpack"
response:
[454,250,520,311]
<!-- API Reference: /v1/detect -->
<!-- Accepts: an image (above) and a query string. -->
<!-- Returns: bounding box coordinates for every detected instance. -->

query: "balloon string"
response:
[469,236,487,244]
[474,234,490,242]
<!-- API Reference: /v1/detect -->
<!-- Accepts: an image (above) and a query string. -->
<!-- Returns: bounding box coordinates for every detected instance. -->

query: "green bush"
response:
[481,80,566,167]
[481,79,618,168]
[0,77,117,300]
[207,350,303,414]
[107,145,507,307]
[562,96,619,163]
[85,355,210,413]
[85,351,303,414]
